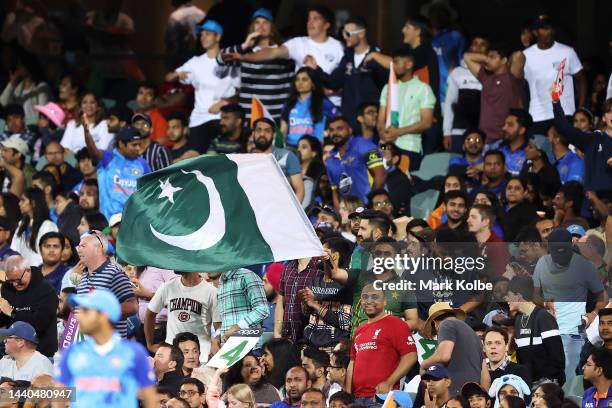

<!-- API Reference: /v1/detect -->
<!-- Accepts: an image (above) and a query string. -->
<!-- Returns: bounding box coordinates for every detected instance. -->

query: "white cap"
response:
[109,213,122,228]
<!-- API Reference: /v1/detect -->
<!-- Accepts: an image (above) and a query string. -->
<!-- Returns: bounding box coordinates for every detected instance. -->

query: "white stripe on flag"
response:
[228,153,323,261]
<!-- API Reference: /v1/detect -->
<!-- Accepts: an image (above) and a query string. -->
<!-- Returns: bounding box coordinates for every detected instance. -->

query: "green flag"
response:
[116,154,322,272]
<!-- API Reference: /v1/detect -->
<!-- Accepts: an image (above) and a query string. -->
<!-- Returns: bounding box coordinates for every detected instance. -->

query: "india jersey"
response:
[55,334,155,408]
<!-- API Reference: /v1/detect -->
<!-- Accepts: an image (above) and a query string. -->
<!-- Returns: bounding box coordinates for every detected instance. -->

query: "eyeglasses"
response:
[342,29,365,38]
[360,293,382,302]
[373,200,391,208]
[3,336,21,342]
[179,390,199,397]
[465,136,482,143]
[5,268,28,285]
[88,230,104,248]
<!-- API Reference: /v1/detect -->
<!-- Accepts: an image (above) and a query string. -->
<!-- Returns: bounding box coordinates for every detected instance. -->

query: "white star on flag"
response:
[158,179,182,204]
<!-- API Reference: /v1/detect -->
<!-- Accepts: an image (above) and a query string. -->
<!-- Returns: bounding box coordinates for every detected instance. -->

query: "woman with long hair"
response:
[260,339,301,389]
[0,192,21,224]
[11,188,58,266]
[223,354,281,405]
[60,92,111,152]
[297,135,324,209]
[280,67,338,148]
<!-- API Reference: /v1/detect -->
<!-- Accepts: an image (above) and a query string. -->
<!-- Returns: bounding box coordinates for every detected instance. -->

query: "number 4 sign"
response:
[206,328,263,368]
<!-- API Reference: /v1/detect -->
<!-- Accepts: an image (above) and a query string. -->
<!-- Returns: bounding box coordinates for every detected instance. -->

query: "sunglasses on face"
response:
[342,29,365,38]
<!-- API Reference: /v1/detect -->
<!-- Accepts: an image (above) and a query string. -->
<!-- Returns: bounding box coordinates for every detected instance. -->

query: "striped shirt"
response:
[76,260,135,338]
[142,141,172,171]
[217,268,269,342]
[218,45,294,122]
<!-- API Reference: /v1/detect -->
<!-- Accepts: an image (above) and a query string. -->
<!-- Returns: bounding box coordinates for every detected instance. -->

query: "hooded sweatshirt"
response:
[0,267,59,357]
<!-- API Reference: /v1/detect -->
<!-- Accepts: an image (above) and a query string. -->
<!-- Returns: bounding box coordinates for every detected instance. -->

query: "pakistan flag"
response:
[117,154,323,272]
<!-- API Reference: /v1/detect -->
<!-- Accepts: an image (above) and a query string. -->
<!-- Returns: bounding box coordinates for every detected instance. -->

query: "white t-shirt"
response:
[10,219,58,267]
[60,119,113,152]
[178,54,240,127]
[0,351,53,381]
[283,36,344,74]
[148,277,220,363]
[523,41,583,122]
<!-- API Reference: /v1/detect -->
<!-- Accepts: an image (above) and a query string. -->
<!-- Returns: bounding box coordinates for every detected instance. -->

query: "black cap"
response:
[131,112,152,127]
[311,205,341,222]
[533,14,553,29]
[115,126,144,142]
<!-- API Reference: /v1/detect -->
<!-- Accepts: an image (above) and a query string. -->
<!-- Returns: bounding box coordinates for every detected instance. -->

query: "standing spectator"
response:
[55,290,157,407]
[547,126,584,184]
[552,98,612,193]
[448,129,485,188]
[37,231,69,294]
[523,15,586,135]
[262,264,282,333]
[60,93,112,153]
[217,8,294,123]
[134,82,169,146]
[154,343,185,395]
[464,44,524,144]
[313,16,387,130]
[222,354,281,405]
[0,255,58,358]
[166,112,199,163]
[270,367,312,408]
[0,104,36,148]
[356,103,380,142]
[483,327,530,384]
[327,350,350,400]
[533,228,607,381]
[75,231,138,338]
[0,135,29,198]
[326,116,386,208]
[302,348,330,395]
[166,20,239,154]
[275,257,321,342]
[84,124,150,220]
[208,104,249,154]
[421,302,484,396]
[467,204,510,278]
[443,37,488,153]
[461,382,491,408]
[132,113,172,171]
[0,321,53,381]
[11,188,57,267]
[145,271,220,362]
[251,118,305,203]
[348,284,417,402]
[166,0,206,68]
[217,267,269,342]
[495,109,532,176]
[297,135,325,210]
[582,348,612,408]
[378,48,436,170]
[280,67,339,148]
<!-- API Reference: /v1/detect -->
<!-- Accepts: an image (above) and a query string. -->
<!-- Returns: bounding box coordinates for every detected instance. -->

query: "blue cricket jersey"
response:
[326,136,383,203]
[554,151,585,184]
[55,334,156,408]
[97,149,150,221]
[282,96,339,147]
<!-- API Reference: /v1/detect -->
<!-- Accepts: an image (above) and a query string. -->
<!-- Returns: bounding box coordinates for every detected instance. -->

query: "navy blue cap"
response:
[252,8,273,21]
[421,364,450,380]
[0,321,39,344]
[69,289,121,323]
[548,228,572,243]
[195,20,223,35]
[115,126,143,142]
[131,112,151,127]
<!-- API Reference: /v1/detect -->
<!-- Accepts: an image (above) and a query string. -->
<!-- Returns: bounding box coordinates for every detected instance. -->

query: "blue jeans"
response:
[353,397,382,408]
[561,332,585,381]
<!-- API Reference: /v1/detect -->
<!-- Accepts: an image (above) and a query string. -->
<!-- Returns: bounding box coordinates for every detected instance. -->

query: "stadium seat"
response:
[412,153,461,180]
[410,189,439,220]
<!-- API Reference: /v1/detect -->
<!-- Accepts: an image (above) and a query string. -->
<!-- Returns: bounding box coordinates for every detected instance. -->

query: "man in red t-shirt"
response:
[134,82,169,146]
[348,284,417,405]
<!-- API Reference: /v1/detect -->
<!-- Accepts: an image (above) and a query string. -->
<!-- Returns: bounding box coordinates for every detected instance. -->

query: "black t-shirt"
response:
[170,141,198,161]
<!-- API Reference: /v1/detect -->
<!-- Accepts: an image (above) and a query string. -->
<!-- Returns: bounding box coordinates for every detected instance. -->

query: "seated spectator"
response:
[582,347,612,408]
[173,332,203,377]
[502,176,539,242]
[473,190,505,240]
[223,353,281,405]
[377,48,436,170]
[471,150,508,201]
[356,102,380,142]
[483,327,530,384]
[551,181,588,228]
[0,135,29,197]
[208,104,249,154]
[0,104,36,150]
[488,374,530,408]
[380,143,414,216]
[428,174,464,229]
[518,139,561,199]
[467,204,510,277]
[269,367,312,408]
[494,109,532,175]
[36,231,69,294]
[154,343,186,395]
[134,81,169,146]
[300,388,326,408]
[167,112,199,163]
[132,113,172,171]
[60,93,112,153]
[448,129,485,187]
[42,142,82,191]
[297,135,325,210]
[329,391,354,408]
[439,190,470,239]
[0,321,53,381]
[0,216,19,261]
[280,67,339,148]
[179,377,207,408]
[515,227,547,273]
[327,350,350,401]
[261,339,302,390]
[547,126,584,184]
[461,382,492,408]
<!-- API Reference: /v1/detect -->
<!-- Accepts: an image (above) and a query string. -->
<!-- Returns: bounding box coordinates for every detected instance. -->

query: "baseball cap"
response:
[421,364,450,380]
[566,224,586,238]
[252,8,273,21]
[410,228,436,243]
[131,112,152,127]
[115,126,144,142]
[348,206,366,219]
[109,213,122,228]
[547,228,574,265]
[461,382,489,399]
[69,289,121,323]
[375,391,413,408]
[311,205,341,223]
[533,14,553,29]
[195,20,223,35]
[1,135,29,156]
[0,321,38,344]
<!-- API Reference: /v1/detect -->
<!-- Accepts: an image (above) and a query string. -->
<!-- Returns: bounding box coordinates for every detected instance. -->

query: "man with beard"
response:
[57,286,77,343]
[448,129,485,189]
[439,190,470,238]
[251,118,304,202]
[132,113,172,171]
[166,113,199,163]
[348,284,417,403]
[490,109,531,175]
[325,116,386,210]
[208,104,249,154]
[270,367,312,408]
[262,263,282,333]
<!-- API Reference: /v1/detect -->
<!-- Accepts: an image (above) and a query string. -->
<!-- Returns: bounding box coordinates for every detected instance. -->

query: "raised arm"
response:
[509,51,525,79]
[83,115,103,162]
[241,45,289,62]
[463,52,486,78]
[552,102,589,152]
